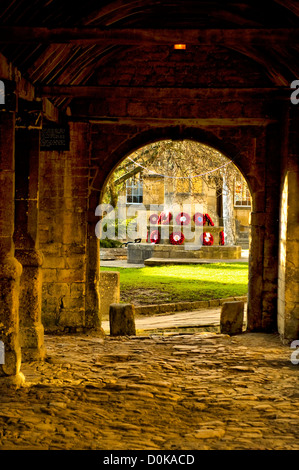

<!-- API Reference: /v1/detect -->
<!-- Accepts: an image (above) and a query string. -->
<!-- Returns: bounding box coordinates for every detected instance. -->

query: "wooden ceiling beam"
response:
[0,27,297,46]
[38,85,290,100]
[69,116,277,127]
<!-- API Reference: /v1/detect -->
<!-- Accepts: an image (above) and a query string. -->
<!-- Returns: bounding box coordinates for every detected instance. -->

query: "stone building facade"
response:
[0,1,298,385]
[120,159,251,236]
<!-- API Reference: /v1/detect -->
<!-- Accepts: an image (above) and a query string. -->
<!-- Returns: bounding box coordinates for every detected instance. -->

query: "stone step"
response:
[144,257,246,266]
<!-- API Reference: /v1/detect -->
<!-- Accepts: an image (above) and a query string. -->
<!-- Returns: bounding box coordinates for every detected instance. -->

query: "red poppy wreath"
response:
[193,212,204,226]
[204,213,214,226]
[201,232,214,246]
[170,231,185,245]
[158,211,172,225]
[219,230,225,246]
[150,230,160,244]
[149,213,159,224]
[175,212,191,225]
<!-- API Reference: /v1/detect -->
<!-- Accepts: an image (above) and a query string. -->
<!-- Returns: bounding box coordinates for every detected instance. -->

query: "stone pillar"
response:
[247,124,281,333]
[278,170,299,343]
[14,129,45,361]
[247,211,265,331]
[0,112,24,385]
[220,301,244,335]
[99,270,120,320]
[85,191,101,330]
[109,304,136,336]
[278,107,299,343]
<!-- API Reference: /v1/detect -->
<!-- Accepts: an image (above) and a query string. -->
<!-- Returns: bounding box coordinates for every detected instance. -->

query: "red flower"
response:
[201,232,214,246]
[170,231,185,245]
[175,212,191,225]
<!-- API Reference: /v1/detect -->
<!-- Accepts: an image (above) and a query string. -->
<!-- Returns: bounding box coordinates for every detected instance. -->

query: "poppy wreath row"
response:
[149,212,214,226]
[148,229,224,246]
[148,230,185,245]
[148,229,185,245]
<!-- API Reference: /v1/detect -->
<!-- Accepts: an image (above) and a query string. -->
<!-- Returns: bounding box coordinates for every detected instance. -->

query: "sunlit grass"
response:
[101,263,248,304]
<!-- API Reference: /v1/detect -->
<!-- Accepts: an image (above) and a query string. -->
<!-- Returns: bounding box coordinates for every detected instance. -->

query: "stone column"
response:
[278,171,299,343]
[85,191,101,331]
[277,107,299,343]
[14,128,45,361]
[247,210,265,331]
[0,112,24,385]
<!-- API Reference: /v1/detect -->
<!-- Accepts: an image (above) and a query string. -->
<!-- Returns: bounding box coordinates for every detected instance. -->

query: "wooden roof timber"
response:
[0,27,297,46]
[37,85,290,100]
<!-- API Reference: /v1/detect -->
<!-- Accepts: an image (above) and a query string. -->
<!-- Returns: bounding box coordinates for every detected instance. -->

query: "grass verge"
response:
[101,263,248,305]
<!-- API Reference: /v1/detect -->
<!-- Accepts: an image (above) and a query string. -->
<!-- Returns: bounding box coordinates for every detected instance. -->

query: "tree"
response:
[102,139,248,244]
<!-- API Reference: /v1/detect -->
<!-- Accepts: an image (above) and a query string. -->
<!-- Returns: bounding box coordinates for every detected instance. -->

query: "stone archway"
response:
[87,123,278,334]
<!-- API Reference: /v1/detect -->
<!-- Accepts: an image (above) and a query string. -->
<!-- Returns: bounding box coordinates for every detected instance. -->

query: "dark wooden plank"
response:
[0,27,297,45]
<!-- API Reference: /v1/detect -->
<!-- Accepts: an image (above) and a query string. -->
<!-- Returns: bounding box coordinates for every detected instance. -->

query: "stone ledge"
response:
[100,248,128,260]
[134,295,248,316]
[144,257,244,266]
[128,243,243,264]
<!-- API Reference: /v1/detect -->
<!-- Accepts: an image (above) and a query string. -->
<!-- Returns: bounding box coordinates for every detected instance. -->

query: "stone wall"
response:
[39,122,91,331]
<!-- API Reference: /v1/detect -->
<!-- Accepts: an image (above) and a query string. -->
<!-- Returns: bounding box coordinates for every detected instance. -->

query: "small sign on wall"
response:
[40,124,70,151]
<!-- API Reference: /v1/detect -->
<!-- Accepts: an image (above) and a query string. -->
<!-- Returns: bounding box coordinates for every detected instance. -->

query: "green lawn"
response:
[101,263,248,305]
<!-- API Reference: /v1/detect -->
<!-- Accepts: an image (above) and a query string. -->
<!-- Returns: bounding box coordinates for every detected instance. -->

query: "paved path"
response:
[102,307,226,334]
[1,330,298,451]
[102,305,248,335]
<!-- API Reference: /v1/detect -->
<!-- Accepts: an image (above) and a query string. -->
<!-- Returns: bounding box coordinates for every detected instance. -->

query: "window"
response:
[234,178,251,207]
[126,176,143,204]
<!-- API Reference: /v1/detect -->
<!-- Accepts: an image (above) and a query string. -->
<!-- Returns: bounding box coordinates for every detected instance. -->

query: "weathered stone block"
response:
[99,271,120,320]
[220,301,244,335]
[109,303,136,336]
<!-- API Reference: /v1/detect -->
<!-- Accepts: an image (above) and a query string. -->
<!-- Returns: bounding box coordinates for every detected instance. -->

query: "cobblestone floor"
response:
[0,330,298,450]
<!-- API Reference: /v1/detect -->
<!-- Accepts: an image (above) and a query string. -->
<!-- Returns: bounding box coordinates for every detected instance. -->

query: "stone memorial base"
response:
[127,243,242,264]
